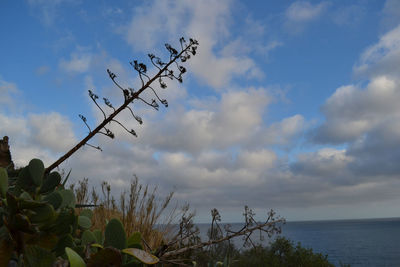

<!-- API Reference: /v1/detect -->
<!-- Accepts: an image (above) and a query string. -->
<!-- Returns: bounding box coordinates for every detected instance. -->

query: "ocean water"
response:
[196,217,400,267]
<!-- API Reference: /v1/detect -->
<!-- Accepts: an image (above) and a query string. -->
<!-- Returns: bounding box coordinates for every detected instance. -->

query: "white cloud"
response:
[236,149,277,171]
[0,76,77,167]
[41,79,310,215]
[123,0,189,51]
[354,24,400,78]
[270,23,400,219]
[346,118,400,176]
[122,0,263,89]
[309,23,400,198]
[59,51,92,73]
[286,1,329,22]
[316,23,400,144]
[284,1,330,34]
[27,0,77,26]
[0,114,29,140]
[84,75,95,91]
[314,75,400,143]
[261,114,305,146]
[139,87,275,153]
[332,5,365,26]
[382,0,400,29]
[291,148,353,182]
[28,112,76,153]
[0,112,76,168]
[0,77,19,109]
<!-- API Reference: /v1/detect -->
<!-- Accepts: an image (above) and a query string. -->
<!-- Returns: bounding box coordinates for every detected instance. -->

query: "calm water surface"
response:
[197,217,400,267]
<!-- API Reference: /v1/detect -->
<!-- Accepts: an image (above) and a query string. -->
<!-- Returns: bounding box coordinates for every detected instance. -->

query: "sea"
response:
[196,217,400,267]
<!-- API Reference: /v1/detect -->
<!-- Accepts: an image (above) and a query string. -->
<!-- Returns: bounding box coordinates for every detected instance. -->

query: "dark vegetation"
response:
[0,38,337,266]
[192,237,335,267]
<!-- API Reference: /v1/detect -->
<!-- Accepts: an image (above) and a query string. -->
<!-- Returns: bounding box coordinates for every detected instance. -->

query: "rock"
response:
[0,136,14,169]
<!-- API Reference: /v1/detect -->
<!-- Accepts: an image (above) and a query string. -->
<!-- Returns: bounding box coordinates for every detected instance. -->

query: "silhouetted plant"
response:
[158,206,285,263]
[46,37,199,173]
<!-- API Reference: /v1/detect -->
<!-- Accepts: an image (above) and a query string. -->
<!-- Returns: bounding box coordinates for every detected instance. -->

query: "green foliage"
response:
[93,229,104,244]
[0,159,76,264]
[81,230,97,246]
[40,171,61,194]
[54,234,75,256]
[191,228,335,267]
[24,245,56,267]
[231,237,334,267]
[78,215,92,229]
[66,247,86,267]
[59,188,76,208]
[28,158,44,186]
[104,218,127,250]
[29,203,56,223]
[0,159,159,266]
[43,191,63,209]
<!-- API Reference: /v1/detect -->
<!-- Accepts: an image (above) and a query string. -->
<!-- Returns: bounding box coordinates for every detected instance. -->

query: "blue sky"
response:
[2,0,400,222]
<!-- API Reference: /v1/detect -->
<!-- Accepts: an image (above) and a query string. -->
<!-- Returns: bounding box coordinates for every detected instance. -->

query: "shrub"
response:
[232,237,334,267]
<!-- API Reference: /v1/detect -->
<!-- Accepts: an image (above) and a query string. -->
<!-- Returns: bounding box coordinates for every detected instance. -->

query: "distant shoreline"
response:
[193,216,400,225]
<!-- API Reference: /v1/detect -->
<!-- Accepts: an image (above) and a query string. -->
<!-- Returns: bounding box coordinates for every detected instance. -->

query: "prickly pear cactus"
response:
[0,158,87,265]
[0,158,160,266]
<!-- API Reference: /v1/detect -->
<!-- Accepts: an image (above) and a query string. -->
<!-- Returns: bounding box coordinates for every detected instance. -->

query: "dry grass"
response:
[70,176,178,250]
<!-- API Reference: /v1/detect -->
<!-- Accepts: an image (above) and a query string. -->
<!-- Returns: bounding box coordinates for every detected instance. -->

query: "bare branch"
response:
[79,114,91,132]
[85,143,102,151]
[148,86,168,107]
[46,37,199,173]
[148,54,162,70]
[98,128,115,139]
[160,218,285,259]
[126,106,143,125]
[138,97,159,111]
[103,98,115,112]
[107,69,124,92]
[89,90,106,119]
[112,119,137,137]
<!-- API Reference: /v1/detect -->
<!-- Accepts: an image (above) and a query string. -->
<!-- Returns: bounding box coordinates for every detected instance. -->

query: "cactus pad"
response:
[122,248,159,265]
[104,218,126,250]
[65,247,86,267]
[28,158,45,186]
[78,215,91,229]
[44,191,63,210]
[81,230,97,246]
[40,172,61,194]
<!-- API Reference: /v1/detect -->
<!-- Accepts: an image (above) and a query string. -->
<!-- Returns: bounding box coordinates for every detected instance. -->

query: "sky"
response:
[1,0,400,223]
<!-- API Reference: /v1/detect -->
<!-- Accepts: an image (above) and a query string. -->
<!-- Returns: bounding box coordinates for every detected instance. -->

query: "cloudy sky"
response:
[1,0,400,222]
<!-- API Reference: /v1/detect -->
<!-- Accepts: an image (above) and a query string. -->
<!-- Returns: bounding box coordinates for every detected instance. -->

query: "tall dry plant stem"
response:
[45,38,198,173]
[160,218,285,259]
[72,177,178,249]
